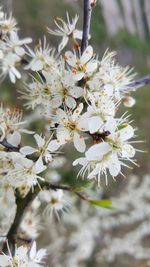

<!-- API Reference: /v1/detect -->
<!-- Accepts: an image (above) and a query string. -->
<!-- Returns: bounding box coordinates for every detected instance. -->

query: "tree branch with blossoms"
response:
[0,0,150,266]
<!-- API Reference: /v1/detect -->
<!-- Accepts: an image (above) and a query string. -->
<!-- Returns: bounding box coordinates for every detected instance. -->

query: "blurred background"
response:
[1,0,150,266]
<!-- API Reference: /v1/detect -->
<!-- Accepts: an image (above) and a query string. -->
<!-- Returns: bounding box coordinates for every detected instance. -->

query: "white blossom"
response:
[20,133,60,163]
[0,104,33,146]
[73,120,136,185]
[25,37,56,72]
[48,13,83,52]
[0,31,32,83]
[65,45,97,81]
[0,241,47,267]
[54,103,87,152]
[40,189,70,220]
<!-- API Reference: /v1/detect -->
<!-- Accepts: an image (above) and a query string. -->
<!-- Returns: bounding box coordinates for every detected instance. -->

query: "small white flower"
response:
[20,133,60,163]
[73,120,136,185]
[81,92,115,134]
[65,45,97,81]
[54,103,87,152]
[43,66,83,109]
[88,50,136,100]
[25,37,56,71]
[0,153,46,192]
[0,241,47,267]
[0,12,17,38]
[48,13,83,52]
[40,189,70,220]
[0,31,32,83]
[0,104,33,146]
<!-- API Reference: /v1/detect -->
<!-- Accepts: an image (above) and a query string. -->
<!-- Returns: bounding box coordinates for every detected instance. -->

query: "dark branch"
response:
[81,0,93,54]
[2,181,89,254]
[127,74,150,91]
[0,139,20,152]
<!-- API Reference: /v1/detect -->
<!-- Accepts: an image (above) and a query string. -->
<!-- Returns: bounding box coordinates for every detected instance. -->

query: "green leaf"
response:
[89,199,112,209]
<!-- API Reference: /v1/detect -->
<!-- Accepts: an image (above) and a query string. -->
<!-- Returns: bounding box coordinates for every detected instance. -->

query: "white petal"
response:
[119,125,134,141]
[9,70,16,84]
[73,157,87,166]
[15,46,25,56]
[122,144,135,158]
[58,36,68,52]
[86,142,110,161]
[72,72,84,81]
[72,103,83,121]
[88,164,100,179]
[34,248,47,263]
[65,96,76,109]
[20,146,37,155]
[56,108,68,121]
[31,60,43,71]
[103,84,114,96]
[109,155,121,176]
[33,157,47,174]
[7,131,21,146]
[57,127,70,143]
[88,116,103,133]
[0,255,11,266]
[74,29,83,40]
[73,132,86,152]
[11,67,21,79]
[29,241,36,260]
[69,86,83,98]
[34,134,45,148]
[65,51,76,67]
[47,139,61,152]
[86,62,97,73]
[81,45,93,63]
[52,96,62,108]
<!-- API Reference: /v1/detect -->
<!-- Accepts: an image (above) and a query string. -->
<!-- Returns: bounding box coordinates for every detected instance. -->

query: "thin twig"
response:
[0,139,20,152]
[127,74,150,91]
[81,0,93,54]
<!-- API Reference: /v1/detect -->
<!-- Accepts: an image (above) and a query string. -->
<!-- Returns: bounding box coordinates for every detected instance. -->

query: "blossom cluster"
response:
[20,16,137,186]
[0,9,138,191]
[0,7,32,83]
[0,6,140,264]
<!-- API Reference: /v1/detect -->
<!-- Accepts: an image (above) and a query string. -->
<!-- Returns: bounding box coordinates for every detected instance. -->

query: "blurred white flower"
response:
[40,189,70,220]
[25,37,56,72]
[0,241,47,267]
[48,13,83,52]
[0,12,17,37]
[0,31,31,83]
[0,104,33,146]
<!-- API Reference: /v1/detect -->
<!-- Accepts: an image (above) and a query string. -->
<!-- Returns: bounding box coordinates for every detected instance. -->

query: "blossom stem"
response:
[81,0,93,54]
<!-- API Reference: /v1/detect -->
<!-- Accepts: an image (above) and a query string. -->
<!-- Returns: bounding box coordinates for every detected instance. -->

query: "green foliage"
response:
[89,199,112,209]
[111,31,150,53]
